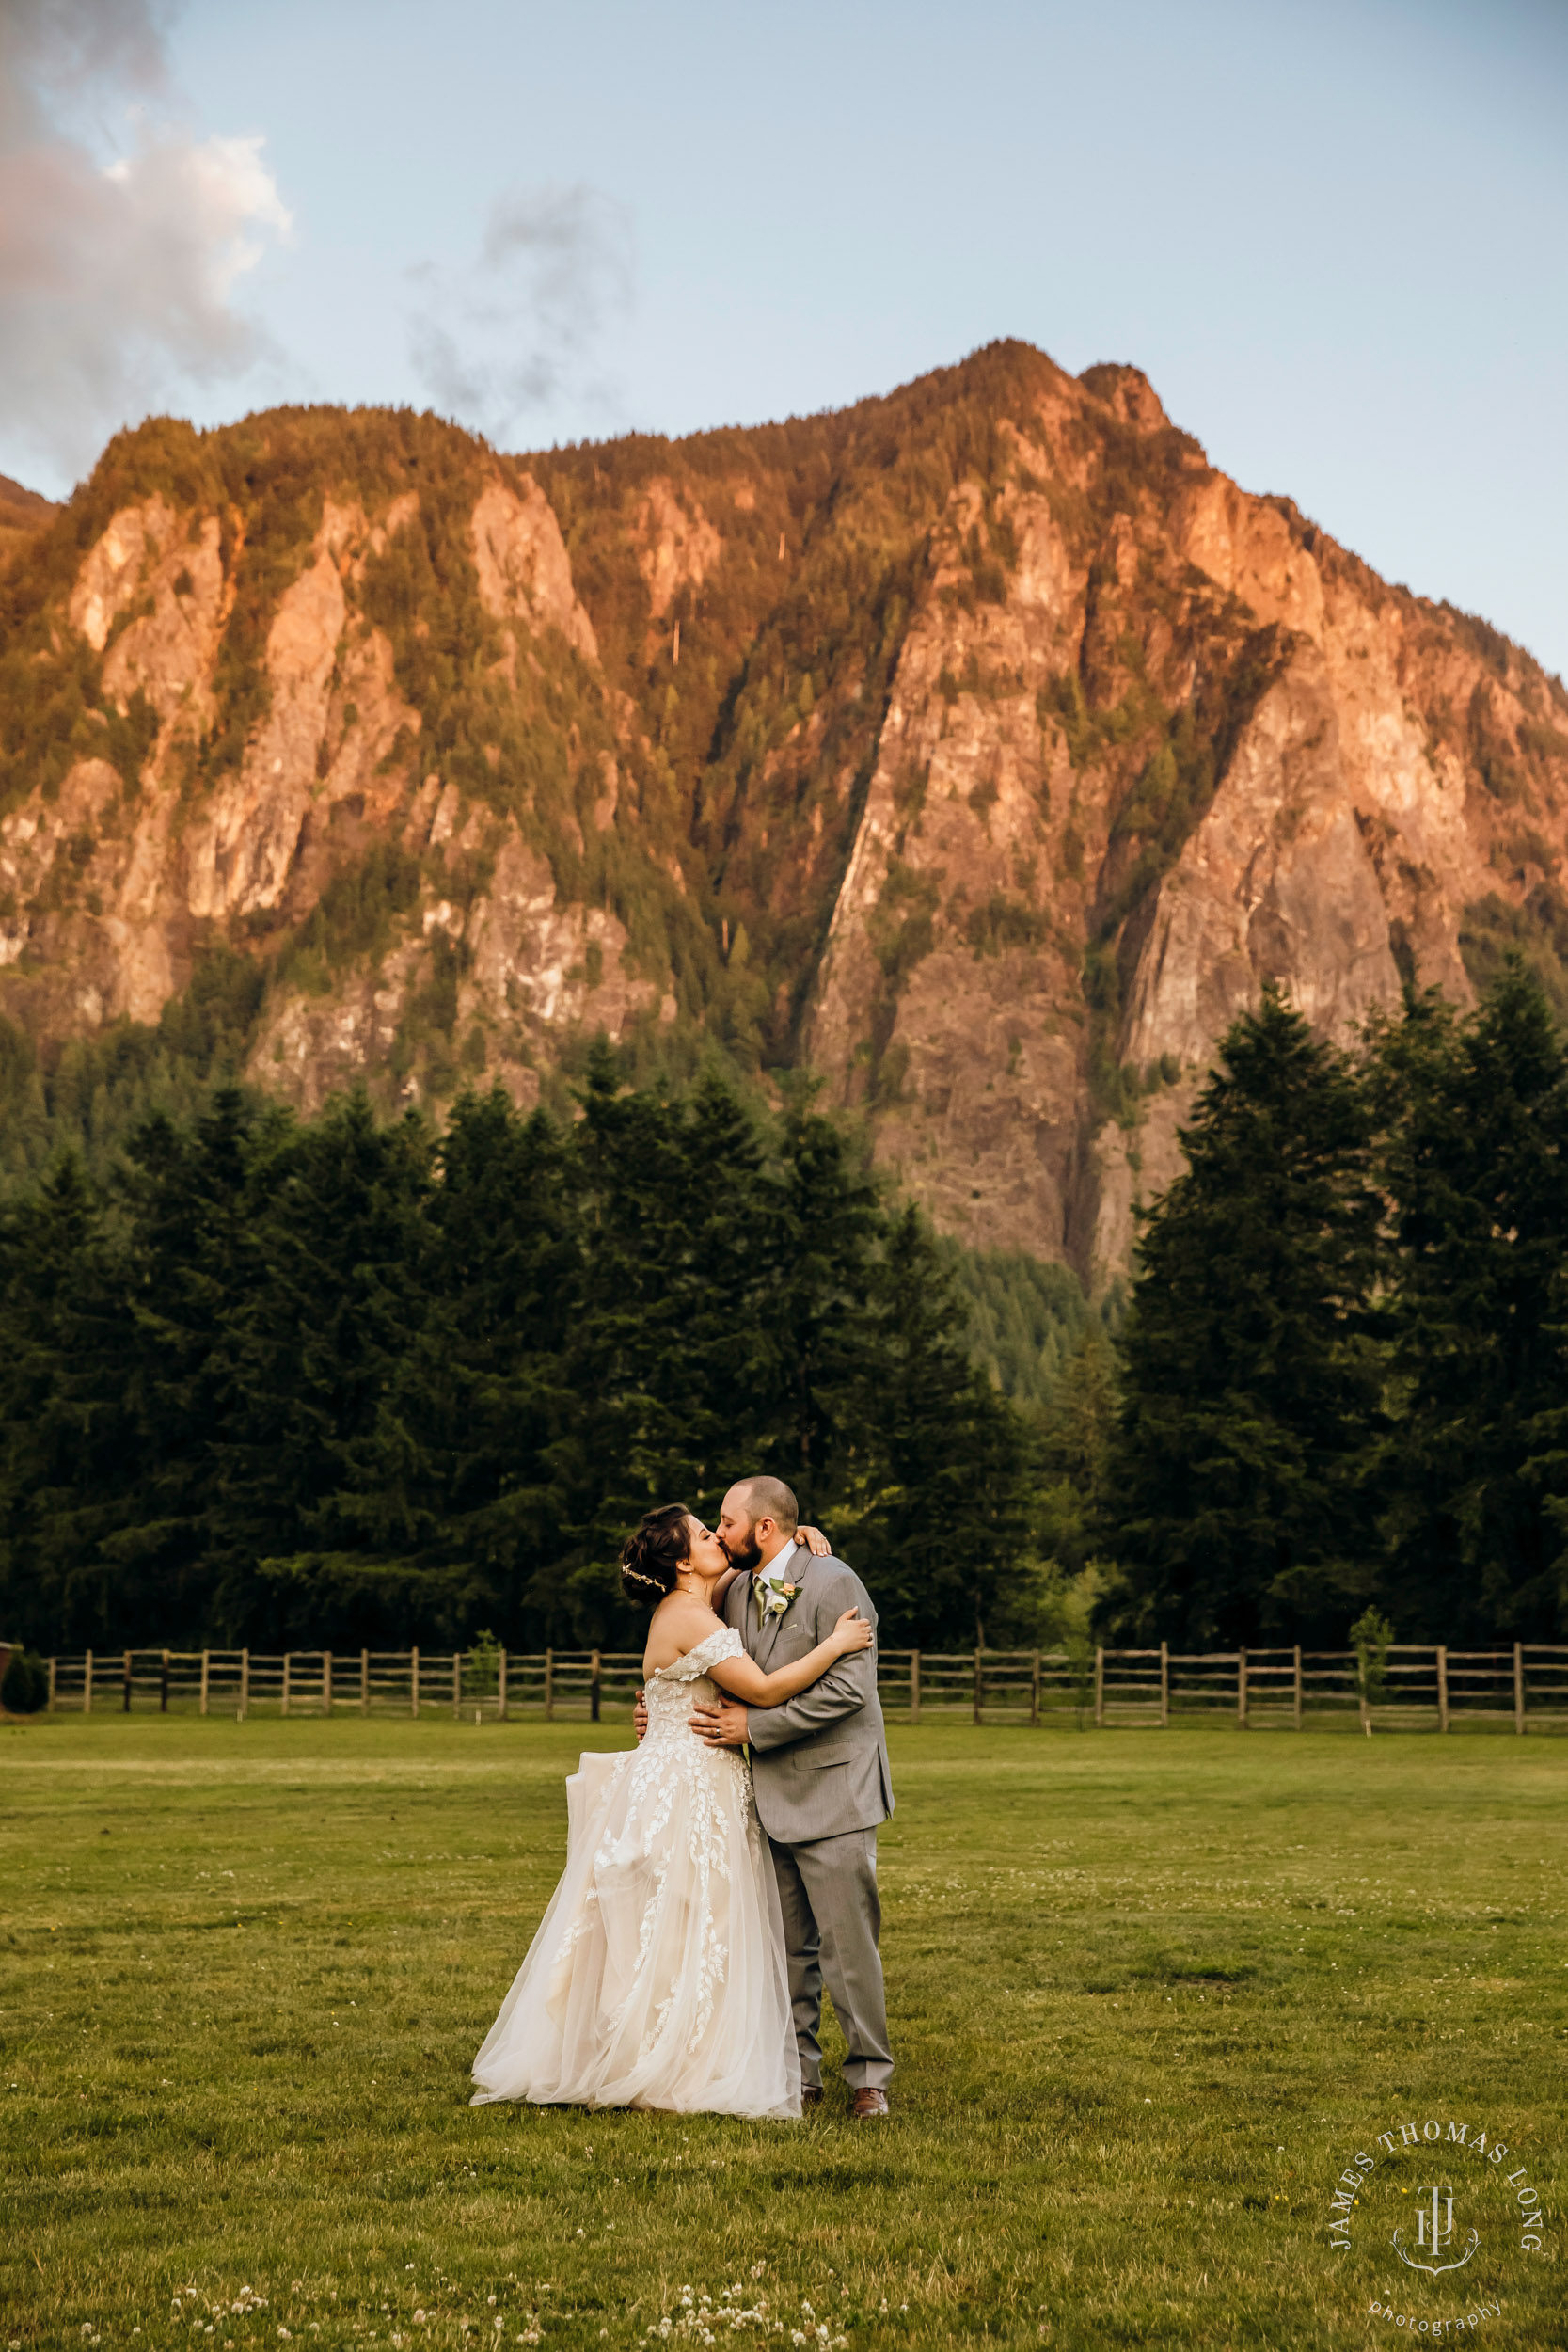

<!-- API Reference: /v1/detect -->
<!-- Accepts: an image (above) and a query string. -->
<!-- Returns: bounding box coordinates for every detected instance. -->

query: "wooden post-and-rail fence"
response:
[29,1642,1568,1731]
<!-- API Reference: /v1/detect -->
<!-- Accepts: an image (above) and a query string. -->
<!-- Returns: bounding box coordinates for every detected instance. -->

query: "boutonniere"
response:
[755,1567,801,1624]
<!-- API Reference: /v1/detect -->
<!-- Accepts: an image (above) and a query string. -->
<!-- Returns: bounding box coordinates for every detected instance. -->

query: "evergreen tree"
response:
[1373,961,1568,1639]
[0,1153,135,1645]
[834,1204,1034,1646]
[207,1093,436,1642]
[312,1085,580,1644]
[769,1096,884,1496]
[103,1089,280,1640]
[1032,1326,1119,1580]
[1099,987,1382,1645]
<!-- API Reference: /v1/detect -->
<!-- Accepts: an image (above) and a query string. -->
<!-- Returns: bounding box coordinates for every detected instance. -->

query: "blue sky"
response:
[4,0,1565,675]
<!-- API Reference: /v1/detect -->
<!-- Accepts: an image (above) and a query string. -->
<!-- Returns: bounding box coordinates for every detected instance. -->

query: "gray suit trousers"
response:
[768,1826,893,2092]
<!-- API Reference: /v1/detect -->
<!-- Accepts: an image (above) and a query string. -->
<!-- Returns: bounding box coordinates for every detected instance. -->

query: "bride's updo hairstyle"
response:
[621,1503,692,1608]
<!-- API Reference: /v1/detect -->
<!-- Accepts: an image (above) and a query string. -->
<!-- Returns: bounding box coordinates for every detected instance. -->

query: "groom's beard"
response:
[721,1530,764,1575]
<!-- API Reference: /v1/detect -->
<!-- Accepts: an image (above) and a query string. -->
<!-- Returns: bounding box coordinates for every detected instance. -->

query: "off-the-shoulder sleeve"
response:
[671,1626,744,1681]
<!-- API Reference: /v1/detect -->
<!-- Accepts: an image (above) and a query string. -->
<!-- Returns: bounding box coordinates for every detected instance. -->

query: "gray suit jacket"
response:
[723,1547,894,1847]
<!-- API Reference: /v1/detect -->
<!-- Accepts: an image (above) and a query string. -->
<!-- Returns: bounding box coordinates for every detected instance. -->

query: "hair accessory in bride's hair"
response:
[620,1502,692,1610]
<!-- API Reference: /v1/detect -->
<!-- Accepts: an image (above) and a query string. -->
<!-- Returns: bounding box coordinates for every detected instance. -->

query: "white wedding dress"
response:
[471,1627,801,2118]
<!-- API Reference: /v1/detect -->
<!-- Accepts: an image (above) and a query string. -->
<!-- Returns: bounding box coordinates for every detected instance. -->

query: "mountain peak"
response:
[1078,361,1172,433]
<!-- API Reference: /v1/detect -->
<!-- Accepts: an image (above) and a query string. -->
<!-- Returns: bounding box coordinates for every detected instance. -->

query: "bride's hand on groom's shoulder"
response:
[832,1607,875,1656]
[798,1525,832,1556]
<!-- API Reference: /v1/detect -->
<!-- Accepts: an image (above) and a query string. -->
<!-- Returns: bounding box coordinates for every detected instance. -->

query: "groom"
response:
[696,1475,895,2121]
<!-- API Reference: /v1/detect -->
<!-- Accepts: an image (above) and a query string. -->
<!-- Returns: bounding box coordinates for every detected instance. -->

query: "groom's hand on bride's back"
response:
[634,1690,648,1741]
[690,1696,750,1748]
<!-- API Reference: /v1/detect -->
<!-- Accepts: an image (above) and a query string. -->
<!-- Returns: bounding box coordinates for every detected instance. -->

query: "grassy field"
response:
[2,1719,1563,2351]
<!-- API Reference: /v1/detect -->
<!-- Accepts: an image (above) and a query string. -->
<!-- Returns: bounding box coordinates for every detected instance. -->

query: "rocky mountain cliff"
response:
[2,342,1565,1284]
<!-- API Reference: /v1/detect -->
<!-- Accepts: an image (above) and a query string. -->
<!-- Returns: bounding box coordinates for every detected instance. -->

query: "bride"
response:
[470,1504,871,2118]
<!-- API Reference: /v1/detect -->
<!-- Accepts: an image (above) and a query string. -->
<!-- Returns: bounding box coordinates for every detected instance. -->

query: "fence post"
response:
[453,1651,462,1721]
[281,1652,292,1719]
[1237,1647,1248,1730]
[160,1649,169,1713]
[1293,1645,1303,1731]
[1514,1642,1525,1735]
[545,1649,554,1721]
[498,1647,508,1723]
[973,1647,983,1726]
[360,1647,369,1717]
[48,1656,56,1713]
[591,1649,602,1724]
[1031,1649,1040,1727]
[239,1649,249,1721]
[411,1647,420,1719]
[1436,1645,1449,1734]
[909,1651,920,1724]
[199,1650,210,1717]
[323,1650,332,1714]
[1159,1641,1169,1728]
[123,1648,133,1713]
[1093,1646,1104,1727]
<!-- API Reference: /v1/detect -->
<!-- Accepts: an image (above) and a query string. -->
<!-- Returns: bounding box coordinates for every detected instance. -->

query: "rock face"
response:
[1,349,1565,1280]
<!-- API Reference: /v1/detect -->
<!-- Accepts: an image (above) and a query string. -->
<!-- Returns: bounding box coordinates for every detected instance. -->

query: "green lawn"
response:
[2,1719,1562,2350]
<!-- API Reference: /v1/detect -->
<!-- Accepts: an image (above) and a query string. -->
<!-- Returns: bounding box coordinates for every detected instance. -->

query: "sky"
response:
[2,0,1566,677]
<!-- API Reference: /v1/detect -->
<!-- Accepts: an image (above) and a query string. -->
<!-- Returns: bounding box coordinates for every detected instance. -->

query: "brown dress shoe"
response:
[851,2088,890,2121]
[800,2085,823,2109]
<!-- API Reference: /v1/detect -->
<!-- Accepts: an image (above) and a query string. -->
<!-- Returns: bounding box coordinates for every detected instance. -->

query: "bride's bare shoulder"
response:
[642,1596,725,1674]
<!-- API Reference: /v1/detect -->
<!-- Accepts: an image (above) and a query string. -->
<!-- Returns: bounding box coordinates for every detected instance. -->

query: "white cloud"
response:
[408,182,633,441]
[0,0,292,480]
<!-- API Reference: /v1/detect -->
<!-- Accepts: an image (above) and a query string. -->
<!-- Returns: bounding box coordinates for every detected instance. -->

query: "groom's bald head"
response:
[717,1475,799,1572]
[729,1475,798,1535]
